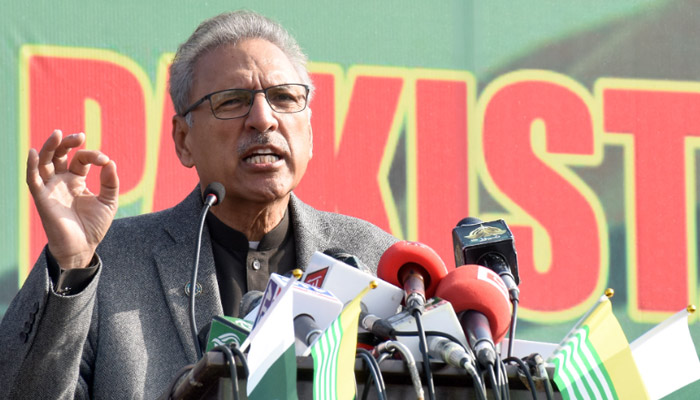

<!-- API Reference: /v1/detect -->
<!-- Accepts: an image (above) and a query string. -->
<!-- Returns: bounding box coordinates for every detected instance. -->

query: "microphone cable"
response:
[229,344,249,379]
[393,329,488,399]
[522,353,554,400]
[411,308,436,400]
[160,364,194,400]
[504,356,537,400]
[507,298,519,358]
[189,182,225,360]
[213,344,240,400]
[356,348,387,400]
[497,354,510,400]
[375,340,425,400]
[425,335,487,400]
[485,363,502,400]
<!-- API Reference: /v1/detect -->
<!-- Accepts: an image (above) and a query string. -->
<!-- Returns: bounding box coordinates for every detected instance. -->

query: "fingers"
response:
[26,148,43,195]
[36,130,86,181]
[98,160,119,206]
[68,149,110,177]
[53,132,84,173]
[36,130,62,181]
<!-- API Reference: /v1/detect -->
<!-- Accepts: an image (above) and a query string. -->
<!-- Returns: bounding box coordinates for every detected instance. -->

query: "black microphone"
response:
[460,311,496,367]
[452,217,519,301]
[239,290,263,320]
[323,248,372,274]
[190,182,226,359]
[203,182,225,207]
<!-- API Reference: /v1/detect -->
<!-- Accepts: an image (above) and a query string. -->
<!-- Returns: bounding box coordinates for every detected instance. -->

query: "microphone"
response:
[203,181,225,207]
[190,182,226,359]
[254,273,343,356]
[202,316,252,352]
[386,297,470,362]
[359,306,395,340]
[376,241,449,310]
[239,290,263,321]
[322,248,372,274]
[436,265,511,367]
[452,217,519,301]
[303,251,404,321]
[428,336,486,399]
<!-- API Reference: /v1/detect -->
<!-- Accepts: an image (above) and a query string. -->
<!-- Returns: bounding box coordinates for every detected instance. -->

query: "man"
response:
[0,10,397,399]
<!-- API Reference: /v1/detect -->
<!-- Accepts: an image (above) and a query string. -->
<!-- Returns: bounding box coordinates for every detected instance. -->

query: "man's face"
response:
[173,38,313,206]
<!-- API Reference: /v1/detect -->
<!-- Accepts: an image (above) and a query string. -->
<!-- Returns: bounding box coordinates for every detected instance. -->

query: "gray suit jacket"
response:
[0,189,397,399]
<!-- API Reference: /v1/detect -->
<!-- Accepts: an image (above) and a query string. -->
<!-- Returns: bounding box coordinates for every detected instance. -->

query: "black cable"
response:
[487,364,502,400]
[213,345,240,400]
[486,364,502,400]
[229,345,249,378]
[528,353,554,400]
[498,356,510,400]
[189,203,211,360]
[396,329,490,399]
[162,364,194,399]
[411,308,436,400]
[356,348,387,400]
[507,299,519,358]
[504,357,537,400]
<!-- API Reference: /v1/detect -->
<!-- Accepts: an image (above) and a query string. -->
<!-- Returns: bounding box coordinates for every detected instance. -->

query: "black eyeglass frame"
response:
[180,83,310,120]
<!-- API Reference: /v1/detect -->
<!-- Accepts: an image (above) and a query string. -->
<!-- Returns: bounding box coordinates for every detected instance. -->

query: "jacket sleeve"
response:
[0,247,101,399]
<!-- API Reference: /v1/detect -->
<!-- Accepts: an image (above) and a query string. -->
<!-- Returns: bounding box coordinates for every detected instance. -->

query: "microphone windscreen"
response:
[239,290,264,318]
[456,216,483,226]
[436,265,511,343]
[377,241,449,299]
[203,182,226,205]
[323,248,370,273]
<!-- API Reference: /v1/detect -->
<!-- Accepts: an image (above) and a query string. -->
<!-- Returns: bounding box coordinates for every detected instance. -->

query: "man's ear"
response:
[172,115,195,168]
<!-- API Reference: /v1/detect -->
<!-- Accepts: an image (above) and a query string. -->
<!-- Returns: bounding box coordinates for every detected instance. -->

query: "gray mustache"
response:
[237,132,290,156]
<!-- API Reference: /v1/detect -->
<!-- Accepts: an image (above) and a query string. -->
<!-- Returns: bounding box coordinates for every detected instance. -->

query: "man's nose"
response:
[244,92,278,132]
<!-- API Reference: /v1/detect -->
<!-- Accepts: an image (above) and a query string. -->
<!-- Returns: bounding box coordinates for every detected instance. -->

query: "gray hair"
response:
[169,10,314,116]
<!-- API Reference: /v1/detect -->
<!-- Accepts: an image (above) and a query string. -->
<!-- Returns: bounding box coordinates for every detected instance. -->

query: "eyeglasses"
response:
[181,83,310,120]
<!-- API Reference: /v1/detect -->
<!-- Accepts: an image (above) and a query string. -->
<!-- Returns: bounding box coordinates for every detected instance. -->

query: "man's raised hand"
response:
[26,130,119,270]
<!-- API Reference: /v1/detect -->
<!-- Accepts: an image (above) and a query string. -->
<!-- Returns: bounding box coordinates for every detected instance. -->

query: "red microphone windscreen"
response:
[435,265,511,343]
[376,241,449,299]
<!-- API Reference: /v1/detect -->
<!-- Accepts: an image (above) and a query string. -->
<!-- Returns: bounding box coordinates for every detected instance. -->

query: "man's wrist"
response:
[47,250,100,296]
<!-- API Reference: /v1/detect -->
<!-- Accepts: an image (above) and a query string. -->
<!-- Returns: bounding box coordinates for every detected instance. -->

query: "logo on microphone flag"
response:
[246,277,298,400]
[549,293,649,400]
[310,282,374,400]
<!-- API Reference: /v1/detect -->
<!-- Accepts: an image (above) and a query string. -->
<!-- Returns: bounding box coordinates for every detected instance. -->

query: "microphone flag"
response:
[245,276,298,400]
[310,282,375,400]
[205,316,252,352]
[548,292,649,400]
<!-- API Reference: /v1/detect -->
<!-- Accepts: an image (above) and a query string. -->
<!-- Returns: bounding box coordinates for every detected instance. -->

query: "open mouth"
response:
[244,148,281,164]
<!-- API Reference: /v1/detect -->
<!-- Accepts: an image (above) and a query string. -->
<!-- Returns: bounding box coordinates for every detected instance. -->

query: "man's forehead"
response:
[192,39,299,88]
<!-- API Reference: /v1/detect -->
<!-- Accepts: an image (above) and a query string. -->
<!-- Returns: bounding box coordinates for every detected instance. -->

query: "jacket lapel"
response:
[153,188,223,363]
[289,193,332,269]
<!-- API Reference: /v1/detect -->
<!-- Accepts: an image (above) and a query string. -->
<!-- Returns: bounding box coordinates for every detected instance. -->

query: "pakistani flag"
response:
[245,277,298,400]
[549,293,649,400]
[630,307,700,400]
[310,283,373,400]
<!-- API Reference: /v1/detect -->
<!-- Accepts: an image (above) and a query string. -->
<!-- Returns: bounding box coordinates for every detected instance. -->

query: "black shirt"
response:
[206,210,297,317]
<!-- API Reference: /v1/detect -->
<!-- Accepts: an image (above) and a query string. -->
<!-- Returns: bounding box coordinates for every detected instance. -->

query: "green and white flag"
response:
[245,277,298,400]
[630,307,700,400]
[310,283,373,400]
[549,293,649,399]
